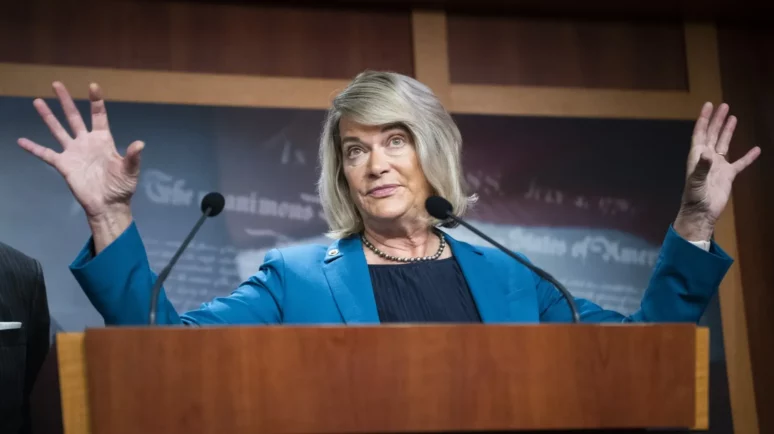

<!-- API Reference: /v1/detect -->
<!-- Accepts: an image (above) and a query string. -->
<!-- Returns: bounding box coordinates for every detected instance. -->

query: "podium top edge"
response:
[58,323,707,336]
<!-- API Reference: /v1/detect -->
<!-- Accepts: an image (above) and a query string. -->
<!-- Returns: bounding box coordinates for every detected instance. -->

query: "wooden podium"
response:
[56,324,708,433]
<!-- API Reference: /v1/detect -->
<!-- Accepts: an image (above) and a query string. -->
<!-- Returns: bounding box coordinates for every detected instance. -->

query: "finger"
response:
[124,141,145,176]
[692,102,713,148]
[89,83,110,132]
[32,98,72,146]
[706,103,729,148]
[17,138,60,168]
[715,115,736,155]
[731,146,761,175]
[52,81,88,136]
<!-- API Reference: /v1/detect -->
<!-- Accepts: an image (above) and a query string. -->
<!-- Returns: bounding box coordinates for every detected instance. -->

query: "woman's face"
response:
[339,116,432,229]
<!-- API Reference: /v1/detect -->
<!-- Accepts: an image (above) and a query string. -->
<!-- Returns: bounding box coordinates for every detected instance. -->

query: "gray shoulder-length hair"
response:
[317,70,477,239]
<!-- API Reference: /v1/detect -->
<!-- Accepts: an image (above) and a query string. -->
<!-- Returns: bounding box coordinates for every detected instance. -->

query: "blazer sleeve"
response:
[69,221,285,326]
[538,225,734,323]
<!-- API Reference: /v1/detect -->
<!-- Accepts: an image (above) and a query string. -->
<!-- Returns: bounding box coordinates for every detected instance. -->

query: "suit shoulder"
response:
[273,243,329,264]
[256,243,329,283]
[0,242,40,273]
[0,242,44,302]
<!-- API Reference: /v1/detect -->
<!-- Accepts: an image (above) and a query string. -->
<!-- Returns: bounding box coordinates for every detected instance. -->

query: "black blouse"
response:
[368,257,482,323]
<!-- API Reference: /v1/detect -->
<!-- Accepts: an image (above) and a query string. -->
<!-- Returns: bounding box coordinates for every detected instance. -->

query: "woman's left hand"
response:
[674,102,761,241]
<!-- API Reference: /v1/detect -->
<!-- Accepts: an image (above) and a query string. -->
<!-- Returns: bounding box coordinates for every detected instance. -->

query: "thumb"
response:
[690,149,713,184]
[124,141,144,176]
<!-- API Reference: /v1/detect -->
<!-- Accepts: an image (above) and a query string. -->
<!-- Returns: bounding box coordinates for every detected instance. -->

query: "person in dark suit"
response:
[0,242,51,434]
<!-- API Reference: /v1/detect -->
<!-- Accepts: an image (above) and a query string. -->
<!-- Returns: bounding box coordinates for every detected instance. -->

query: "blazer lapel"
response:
[444,233,509,323]
[321,235,380,324]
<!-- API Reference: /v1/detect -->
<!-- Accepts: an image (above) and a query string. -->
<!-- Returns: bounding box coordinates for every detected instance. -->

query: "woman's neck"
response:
[361,221,451,264]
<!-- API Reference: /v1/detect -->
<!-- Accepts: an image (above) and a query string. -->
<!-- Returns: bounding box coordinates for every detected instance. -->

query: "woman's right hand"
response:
[18,82,144,252]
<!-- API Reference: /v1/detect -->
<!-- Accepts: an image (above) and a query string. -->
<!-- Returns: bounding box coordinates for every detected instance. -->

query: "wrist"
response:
[86,203,131,226]
[86,204,133,254]
[673,211,714,241]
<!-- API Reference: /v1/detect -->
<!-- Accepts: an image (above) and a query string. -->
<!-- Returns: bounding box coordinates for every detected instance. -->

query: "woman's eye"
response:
[389,137,405,146]
[347,147,363,158]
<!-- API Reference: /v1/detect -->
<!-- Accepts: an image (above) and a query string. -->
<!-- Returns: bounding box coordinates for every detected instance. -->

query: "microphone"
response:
[425,196,580,323]
[148,192,226,325]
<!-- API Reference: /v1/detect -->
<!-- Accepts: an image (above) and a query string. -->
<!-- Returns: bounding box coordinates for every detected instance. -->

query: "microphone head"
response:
[201,192,225,217]
[425,196,453,220]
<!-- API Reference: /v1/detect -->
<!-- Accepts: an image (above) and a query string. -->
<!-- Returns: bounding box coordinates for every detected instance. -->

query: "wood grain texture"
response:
[0,61,708,119]
[447,13,688,90]
[0,0,414,79]
[442,21,723,120]
[445,24,719,120]
[694,327,709,430]
[449,84,705,119]
[56,333,88,434]
[718,20,774,434]
[411,10,451,106]
[684,23,723,101]
[0,63,350,109]
[82,324,702,433]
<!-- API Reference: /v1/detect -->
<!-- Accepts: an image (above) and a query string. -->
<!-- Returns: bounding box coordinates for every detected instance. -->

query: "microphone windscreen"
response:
[201,192,226,217]
[425,196,453,220]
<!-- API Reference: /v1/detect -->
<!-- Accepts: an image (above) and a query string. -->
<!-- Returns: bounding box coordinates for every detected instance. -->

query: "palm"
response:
[17,82,143,218]
[678,102,760,237]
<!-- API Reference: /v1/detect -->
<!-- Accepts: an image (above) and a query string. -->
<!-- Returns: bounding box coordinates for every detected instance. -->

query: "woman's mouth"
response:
[367,184,400,198]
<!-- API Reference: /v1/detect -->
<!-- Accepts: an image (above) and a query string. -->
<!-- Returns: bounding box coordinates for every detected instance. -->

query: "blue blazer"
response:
[70,222,733,326]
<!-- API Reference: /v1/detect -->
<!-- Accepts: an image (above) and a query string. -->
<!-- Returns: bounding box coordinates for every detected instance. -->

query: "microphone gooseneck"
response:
[425,195,581,323]
[148,192,225,325]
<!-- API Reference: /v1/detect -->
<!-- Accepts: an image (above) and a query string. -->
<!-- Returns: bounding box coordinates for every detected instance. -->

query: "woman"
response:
[17,71,760,325]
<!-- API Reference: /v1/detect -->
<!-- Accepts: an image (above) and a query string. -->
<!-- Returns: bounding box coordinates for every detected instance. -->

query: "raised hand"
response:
[674,102,761,241]
[18,82,144,252]
[17,82,144,219]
